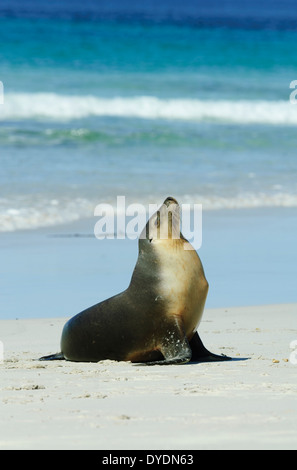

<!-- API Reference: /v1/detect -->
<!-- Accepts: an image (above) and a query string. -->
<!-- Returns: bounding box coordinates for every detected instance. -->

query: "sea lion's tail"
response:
[39,352,65,361]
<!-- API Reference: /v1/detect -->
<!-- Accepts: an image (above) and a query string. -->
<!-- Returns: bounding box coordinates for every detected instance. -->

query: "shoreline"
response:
[1,206,296,320]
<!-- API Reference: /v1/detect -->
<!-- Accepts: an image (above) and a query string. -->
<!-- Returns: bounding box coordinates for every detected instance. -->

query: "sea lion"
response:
[40,197,230,364]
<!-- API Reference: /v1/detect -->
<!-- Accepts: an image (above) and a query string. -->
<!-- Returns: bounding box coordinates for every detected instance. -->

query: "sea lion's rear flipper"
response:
[190,332,231,362]
[145,319,192,365]
[39,352,65,361]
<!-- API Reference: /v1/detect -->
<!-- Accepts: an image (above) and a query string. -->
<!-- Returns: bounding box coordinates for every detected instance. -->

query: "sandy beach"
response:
[1,304,297,450]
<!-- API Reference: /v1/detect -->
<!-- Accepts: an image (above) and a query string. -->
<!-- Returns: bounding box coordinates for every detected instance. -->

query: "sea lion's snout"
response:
[164,196,179,207]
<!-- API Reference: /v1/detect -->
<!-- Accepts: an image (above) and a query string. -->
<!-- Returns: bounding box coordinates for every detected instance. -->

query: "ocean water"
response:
[1,0,297,231]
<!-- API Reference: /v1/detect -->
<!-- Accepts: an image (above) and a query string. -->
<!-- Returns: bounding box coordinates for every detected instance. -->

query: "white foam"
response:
[0,197,95,232]
[1,93,297,125]
[183,192,297,210]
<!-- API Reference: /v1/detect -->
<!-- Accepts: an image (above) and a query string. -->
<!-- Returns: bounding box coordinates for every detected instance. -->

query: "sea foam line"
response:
[1,192,297,232]
[1,93,297,125]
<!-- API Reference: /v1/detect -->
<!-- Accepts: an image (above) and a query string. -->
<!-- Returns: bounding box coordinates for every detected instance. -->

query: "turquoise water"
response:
[0,1,297,317]
[0,1,297,231]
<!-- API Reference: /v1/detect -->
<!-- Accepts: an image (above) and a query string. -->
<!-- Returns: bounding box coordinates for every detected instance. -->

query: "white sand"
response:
[1,303,297,450]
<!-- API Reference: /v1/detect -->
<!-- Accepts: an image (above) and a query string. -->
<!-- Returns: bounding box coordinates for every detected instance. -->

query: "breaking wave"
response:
[1,93,297,125]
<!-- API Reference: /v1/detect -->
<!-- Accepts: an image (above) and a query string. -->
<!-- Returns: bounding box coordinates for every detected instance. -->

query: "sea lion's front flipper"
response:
[39,352,65,361]
[145,319,192,365]
[189,332,231,362]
